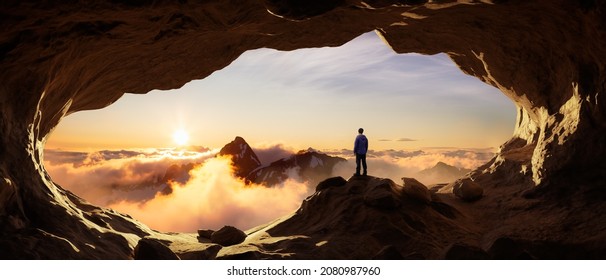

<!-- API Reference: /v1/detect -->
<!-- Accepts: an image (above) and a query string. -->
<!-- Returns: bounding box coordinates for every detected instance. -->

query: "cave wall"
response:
[1,0,605,258]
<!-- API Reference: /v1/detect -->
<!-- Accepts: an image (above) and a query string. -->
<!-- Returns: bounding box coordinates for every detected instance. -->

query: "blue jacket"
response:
[354,134,368,155]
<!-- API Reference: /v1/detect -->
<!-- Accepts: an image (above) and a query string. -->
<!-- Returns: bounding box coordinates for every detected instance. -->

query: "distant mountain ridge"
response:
[415,161,471,185]
[219,137,346,188]
[246,148,347,187]
[160,137,346,190]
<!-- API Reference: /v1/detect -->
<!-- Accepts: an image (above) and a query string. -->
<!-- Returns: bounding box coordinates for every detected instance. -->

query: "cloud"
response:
[43,148,216,206]
[43,145,495,232]
[252,143,296,165]
[328,148,495,185]
[44,150,88,165]
[397,138,418,142]
[108,157,309,232]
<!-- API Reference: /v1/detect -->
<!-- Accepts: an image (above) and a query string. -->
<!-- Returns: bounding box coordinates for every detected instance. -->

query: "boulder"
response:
[450,178,483,202]
[315,176,347,192]
[133,238,179,260]
[401,177,432,204]
[197,229,214,240]
[211,226,247,246]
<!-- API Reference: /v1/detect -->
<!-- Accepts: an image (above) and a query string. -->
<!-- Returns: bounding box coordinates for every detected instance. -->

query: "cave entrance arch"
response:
[44,31,516,233]
[2,0,604,259]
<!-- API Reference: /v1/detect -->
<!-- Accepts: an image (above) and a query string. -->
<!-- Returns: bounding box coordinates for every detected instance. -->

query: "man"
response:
[353,128,368,176]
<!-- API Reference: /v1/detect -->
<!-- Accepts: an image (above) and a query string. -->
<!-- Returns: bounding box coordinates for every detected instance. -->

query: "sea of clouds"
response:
[44,145,494,232]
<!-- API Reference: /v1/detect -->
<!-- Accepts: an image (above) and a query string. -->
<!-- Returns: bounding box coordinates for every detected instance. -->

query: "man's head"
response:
[358,128,364,134]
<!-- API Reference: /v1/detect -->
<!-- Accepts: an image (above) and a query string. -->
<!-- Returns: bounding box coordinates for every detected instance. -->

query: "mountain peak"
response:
[435,161,450,168]
[218,136,261,178]
[233,136,246,143]
[416,162,472,185]
[297,147,320,154]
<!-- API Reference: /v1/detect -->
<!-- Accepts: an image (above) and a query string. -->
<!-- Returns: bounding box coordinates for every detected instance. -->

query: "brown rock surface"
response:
[1,0,606,258]
[134,238,180,260]
[401,177,432,204]
[450,178,484,202]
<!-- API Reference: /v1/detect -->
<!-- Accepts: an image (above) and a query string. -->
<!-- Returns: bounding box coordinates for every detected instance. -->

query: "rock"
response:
[401,177,432,204]
[133,238,180,260]
[372,245,404,260]
[428,183,448,193]
[364,180,402,210]
[315,176,347,191]
[211,226,247,246]
[443,243,490,260]
[197,229,214,240]
[487,237,534,260]
[450,178,483,202]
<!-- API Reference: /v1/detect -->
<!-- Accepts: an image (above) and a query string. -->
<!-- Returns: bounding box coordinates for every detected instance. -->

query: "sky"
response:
[45,31,516,152]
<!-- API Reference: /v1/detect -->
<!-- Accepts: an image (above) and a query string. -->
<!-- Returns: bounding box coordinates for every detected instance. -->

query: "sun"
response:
[172,129,189,146]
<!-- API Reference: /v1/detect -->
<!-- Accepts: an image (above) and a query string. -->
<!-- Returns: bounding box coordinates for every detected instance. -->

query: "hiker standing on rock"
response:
[354,128,368,176]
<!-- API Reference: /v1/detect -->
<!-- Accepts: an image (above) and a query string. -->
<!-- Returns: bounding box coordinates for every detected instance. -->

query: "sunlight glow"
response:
[172,129,189,146]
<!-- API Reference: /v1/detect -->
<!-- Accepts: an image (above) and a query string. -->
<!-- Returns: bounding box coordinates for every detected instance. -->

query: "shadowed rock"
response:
[197,229,214,240]
[450,178,483,202]
[134,238,180,260]
[443,243,490,260]
[401,177,432,204]
[316,176,347,192]
[487,237,534,260]
[211,226,247,246]
[364,179,402,210]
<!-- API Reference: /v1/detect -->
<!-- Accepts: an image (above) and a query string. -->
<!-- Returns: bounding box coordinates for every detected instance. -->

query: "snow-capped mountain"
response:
[218,136,262,179]
[246,148,346,188]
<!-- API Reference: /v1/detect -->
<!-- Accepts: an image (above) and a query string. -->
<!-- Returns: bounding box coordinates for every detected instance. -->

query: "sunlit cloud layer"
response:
[109,157,309,232]
[44,145,494,232]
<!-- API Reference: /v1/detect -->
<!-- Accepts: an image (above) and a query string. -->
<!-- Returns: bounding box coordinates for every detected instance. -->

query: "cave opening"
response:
[43,31,516,233]
[3,0,605,260]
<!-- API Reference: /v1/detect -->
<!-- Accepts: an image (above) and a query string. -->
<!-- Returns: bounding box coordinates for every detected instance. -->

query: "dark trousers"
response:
[355,153,367,175]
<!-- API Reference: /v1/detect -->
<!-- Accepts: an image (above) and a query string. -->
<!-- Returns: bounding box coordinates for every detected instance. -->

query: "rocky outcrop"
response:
[1,0,606,258]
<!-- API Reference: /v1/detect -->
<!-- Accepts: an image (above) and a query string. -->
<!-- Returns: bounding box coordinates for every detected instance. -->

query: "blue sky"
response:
[47,31,516,151]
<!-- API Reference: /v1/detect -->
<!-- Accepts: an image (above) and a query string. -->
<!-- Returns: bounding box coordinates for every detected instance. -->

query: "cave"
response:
[1,0,605,259]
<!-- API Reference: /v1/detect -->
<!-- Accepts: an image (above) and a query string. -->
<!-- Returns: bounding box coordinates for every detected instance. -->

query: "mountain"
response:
[415,161,471,185]
[246,148,346,188]
[218,136,262,178]
[159,162,196,195]
[157,138,345,193]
